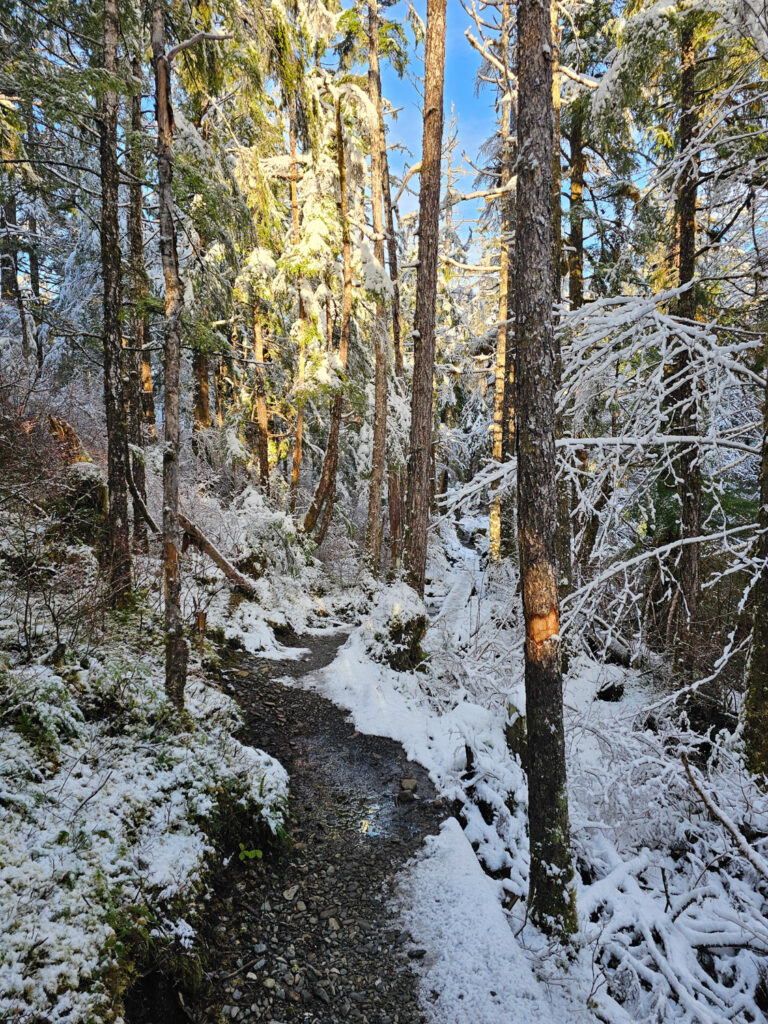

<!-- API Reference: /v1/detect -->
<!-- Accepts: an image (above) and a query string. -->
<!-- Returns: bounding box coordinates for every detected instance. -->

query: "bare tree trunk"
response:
[568,100,585,312]
[126,58,149,552]
[672,17,701,657]
[744,361,768,776]
[489,0,513,564]
[252,308,270,492]
[98,0,132,604]
[551,6,572,600]
[152,0,188,707]
[303,99,353,537]
[382,103,405,569]
[193,350,212,432]
[405,0,446,595]
[364,0,389,572]
[289,111,305,513]
[515,0,577,939]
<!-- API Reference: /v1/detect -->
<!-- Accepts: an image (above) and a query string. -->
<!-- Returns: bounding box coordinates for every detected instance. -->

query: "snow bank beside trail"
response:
[0,657,288,1024]
[399,818,590,1024]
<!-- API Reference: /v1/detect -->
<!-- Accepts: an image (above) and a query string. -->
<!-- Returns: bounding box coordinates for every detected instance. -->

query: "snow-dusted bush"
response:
[0,657,288,1024]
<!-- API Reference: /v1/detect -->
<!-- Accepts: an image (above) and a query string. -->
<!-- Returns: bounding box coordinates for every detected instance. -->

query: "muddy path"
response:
[189,628,446,1024]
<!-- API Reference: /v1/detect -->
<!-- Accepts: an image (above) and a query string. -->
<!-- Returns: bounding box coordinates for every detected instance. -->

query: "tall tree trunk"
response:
[289,112,305,513]
[382,141,403,379]
[365,0,389,572]
[405,0,446,595]
[489,0,514,564]
[672,17,701,657]
[551,5,572,599]
[568,101,585,312]
[252,308,270,492]
[126,58,149,551]
[152,0,188,707]
[744,362,768,776]
[382,111,405,569]
[98,0,132,603]
[302,99,353,537]
[515,0,577,939]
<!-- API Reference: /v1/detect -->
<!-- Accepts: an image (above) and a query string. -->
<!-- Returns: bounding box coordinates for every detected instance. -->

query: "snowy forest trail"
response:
[147,627,447,1024]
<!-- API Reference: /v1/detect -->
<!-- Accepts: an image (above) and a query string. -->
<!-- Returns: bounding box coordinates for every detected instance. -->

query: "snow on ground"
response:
[399,817,592,1024]
[0,654,288,1024]
[237,515,768,1024]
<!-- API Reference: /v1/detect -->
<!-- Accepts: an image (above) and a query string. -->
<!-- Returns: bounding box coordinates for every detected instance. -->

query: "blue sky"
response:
[378,0,498,219]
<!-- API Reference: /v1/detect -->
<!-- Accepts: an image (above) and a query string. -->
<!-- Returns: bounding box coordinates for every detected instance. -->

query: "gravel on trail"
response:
[175,627,447,1024]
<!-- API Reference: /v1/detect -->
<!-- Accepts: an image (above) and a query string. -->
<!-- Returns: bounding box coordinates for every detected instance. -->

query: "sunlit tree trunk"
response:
[550,5,572,599]
[405,0,446,595]
[252,308,270,492]
[192,350,212,434]
[489,0,514,564]
[515,0,577,939]
[568,100,585,312]
[152,0,188,707]
[126,58,149,551]
[289,111,305,513]
[365,0,389,572]
[98,0,132,603]
[303,99,353,537]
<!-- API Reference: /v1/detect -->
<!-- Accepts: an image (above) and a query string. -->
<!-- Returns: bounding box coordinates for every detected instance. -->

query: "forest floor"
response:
[130,627,448,1024]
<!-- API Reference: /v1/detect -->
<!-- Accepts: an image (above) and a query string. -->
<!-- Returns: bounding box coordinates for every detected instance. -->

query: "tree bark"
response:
[568,100,585,311]
[98,0,132,604]
[672,17,702,656]
[152,0,188,708]
[405,0,446,595]
[744,361,768,777]
[193,350,212,432]
[489,0,514,564]
[515,0,577,938]
[382,93,405,570]
[303,98,353,537]
[126,58,149,552]
[252,308,270,492]
[364,0,389,572]
[289,110,305,513]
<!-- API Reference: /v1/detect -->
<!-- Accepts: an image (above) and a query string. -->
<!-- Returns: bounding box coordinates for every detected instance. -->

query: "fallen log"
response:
[125,462,258,598]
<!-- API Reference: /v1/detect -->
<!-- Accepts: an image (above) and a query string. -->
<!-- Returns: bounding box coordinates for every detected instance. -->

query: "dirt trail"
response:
[191,628,446,1023]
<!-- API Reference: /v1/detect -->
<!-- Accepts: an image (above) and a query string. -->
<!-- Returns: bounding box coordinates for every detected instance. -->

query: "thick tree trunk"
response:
[126,60,149,551]
[152,0,188,707]
[98,0,132,604]
[405,0,446,595]
[550,7,572,599]
[364,0,389,572]
[303,99,353,537]
[515,0,577,938]
[252,309,270,492]
[672,18,701,655]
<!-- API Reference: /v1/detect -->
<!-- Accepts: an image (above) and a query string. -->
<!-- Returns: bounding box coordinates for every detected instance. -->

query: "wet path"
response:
[194,629,447,1023]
